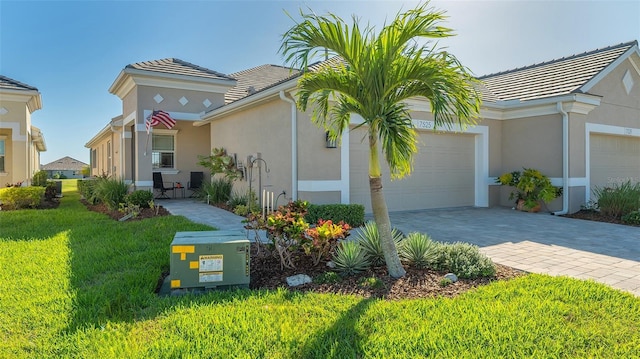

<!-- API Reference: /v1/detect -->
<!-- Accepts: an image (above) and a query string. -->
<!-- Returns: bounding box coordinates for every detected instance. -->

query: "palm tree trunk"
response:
[369,176,406,278]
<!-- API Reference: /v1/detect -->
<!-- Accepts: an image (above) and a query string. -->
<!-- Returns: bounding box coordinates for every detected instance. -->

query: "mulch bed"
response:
[562,210,639,227]
[81,200,171,221]
[248,243,526,299]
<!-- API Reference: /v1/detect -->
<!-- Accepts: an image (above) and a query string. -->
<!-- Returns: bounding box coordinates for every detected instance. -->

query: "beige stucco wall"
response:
[0,100,36,185]
[209,98,294,200]
[297,111,342,181]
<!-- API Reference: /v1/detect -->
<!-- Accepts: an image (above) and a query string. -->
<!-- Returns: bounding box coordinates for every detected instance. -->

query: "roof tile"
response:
[126,58,234,81]
[0,75,38,91]
[479,41,637,102]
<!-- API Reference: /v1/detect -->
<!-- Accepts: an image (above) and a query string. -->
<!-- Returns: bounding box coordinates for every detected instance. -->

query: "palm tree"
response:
[280,3,481,278]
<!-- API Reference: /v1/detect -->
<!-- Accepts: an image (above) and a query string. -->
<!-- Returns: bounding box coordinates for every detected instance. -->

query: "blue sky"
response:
[1,0,638,165]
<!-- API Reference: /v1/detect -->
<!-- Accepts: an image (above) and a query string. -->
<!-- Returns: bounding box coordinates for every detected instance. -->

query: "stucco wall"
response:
[210,98,294,200]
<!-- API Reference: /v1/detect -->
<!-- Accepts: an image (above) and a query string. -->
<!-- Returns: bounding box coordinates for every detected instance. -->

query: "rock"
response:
[444,273,458,283]
[286,274,312,287]
[326,261,336,269]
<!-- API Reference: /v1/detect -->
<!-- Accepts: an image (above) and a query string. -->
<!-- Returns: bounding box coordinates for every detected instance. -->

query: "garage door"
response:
[590,134,640,191]
[349,127,475,212]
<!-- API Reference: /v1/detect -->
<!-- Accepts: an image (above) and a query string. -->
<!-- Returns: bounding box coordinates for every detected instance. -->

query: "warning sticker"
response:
[199,255,223,272]
[199,272,223,283]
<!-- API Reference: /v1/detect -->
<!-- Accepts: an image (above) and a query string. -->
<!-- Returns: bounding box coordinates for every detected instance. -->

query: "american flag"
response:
[146,110,176,133]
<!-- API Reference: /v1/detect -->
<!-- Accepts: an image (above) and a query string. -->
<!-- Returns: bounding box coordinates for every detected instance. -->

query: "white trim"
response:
[628,55,640,77]
[585,122,640,203]
[135,180,154,187]
[152,170,179,175]
[340,126,350,203]
[142,109,201,122]
[109,70,236,99]
[481,94,601,120]
[581,44,640,93]
[298,180,344,192]
[0,121,26,141]
[122,110,136,126]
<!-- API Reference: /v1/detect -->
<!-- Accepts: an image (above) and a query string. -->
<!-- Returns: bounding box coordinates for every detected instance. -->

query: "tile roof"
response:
[41,156,88,171]
[0,75,38,91]
[479,41,637,102]
[126,58,235,81]
[225,64,299,104]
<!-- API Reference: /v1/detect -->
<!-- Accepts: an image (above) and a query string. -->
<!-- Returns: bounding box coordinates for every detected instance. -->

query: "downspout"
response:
[279,91,298,200]
[553,102,569,215]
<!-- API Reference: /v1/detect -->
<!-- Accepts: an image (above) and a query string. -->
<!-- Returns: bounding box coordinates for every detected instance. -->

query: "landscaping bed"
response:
[249,243,525,299]
[563,210,640,227]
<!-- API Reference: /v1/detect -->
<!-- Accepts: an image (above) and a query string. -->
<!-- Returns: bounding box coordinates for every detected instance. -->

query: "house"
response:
[41,156,88,179]
[86,40,640,213]
[0,75,46,186]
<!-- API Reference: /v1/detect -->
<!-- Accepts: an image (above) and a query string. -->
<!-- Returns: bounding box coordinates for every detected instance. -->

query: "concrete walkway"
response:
[162,199,639,296]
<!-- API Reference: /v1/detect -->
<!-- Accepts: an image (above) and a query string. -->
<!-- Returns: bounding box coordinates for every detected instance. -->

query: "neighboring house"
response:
[86,40,640,213]
[41,156,88,179]
[0,75,46,186]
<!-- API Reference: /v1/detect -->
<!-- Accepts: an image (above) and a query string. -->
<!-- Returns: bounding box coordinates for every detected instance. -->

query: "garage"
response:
[349,127,476,212]
[590,134,640,191]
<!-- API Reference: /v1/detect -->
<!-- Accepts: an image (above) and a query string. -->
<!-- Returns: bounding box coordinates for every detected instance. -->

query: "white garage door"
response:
[349,127,475,212]
[590,134,640,191]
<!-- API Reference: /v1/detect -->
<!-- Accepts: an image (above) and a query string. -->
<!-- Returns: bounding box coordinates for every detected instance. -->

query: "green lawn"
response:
[1,180,639,358]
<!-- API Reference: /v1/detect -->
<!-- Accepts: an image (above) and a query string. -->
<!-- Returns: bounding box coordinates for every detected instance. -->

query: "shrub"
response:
[125,190,153,208]
[355,221,404,266]
[94,178,129,210]
[303,219,351,266]
[77,178,99,203]
[621,210,640,225]
[332,240,369,276]
[399,232,440,269]
[593,181,640,218]
[44,181,57,200]
[306,203,365,227]
[264,200,310,269]
[358,276,384,289]
[0,186,44,209]
[228,190,257,209]
[202,177,233,204]
[32,170,49,187]
[440,242,496,279]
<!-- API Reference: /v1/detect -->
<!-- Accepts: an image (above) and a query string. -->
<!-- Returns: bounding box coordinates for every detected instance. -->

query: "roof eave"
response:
[31,126,46,152]
[579,42,640,93]
[109,68,238,99]
[0,89,42,113]
[195,79,298,126]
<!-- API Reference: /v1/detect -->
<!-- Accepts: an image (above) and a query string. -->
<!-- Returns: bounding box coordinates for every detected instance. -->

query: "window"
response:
[0,138,5,172]
[91,149,97,169]
[152,133,175,169]
[107,140,112,175]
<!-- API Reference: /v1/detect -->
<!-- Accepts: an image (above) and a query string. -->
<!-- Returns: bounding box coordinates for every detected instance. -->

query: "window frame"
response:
[151,129,178,173]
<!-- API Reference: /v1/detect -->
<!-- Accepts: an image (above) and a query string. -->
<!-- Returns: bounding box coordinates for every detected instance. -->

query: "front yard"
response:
[1,180,639,358]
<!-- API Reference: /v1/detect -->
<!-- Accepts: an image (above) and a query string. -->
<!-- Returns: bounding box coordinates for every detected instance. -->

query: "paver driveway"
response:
[384,207,640,296]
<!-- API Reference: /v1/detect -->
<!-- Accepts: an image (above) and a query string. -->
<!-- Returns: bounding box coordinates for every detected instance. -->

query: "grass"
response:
[1,179,639,358]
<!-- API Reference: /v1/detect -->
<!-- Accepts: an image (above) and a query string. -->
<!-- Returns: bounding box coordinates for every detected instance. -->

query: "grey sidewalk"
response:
[162,199,639,296]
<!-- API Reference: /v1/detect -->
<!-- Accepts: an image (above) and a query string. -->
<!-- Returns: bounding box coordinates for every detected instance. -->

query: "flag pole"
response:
[144,111,152,156]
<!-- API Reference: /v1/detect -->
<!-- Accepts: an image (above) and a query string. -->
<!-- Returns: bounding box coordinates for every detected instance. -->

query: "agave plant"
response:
[355,221,404,266]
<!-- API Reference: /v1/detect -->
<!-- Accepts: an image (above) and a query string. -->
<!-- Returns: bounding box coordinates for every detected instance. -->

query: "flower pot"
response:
[516,199,541,213]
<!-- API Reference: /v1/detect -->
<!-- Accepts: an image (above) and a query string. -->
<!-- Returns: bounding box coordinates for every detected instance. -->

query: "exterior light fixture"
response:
[325,131,337,148]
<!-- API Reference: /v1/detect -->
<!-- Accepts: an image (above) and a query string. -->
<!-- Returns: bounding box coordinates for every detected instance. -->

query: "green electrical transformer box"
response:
[170,230,250,290]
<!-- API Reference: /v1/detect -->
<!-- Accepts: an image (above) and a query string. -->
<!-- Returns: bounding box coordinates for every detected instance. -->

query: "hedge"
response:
[306,203,365,227]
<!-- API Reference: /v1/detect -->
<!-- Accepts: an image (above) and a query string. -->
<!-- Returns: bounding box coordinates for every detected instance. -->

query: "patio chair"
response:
[153,172,175,199]
[188,171,204,198]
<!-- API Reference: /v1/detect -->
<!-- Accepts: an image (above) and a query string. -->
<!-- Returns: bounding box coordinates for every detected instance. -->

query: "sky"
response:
[1,0,639,165]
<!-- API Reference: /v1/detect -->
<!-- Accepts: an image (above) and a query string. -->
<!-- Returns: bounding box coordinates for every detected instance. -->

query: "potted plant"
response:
[496,168,561,212]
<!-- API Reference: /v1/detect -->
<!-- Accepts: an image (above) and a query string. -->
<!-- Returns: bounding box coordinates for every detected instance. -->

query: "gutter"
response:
[553,102,569,215]
[279,91,298,201]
